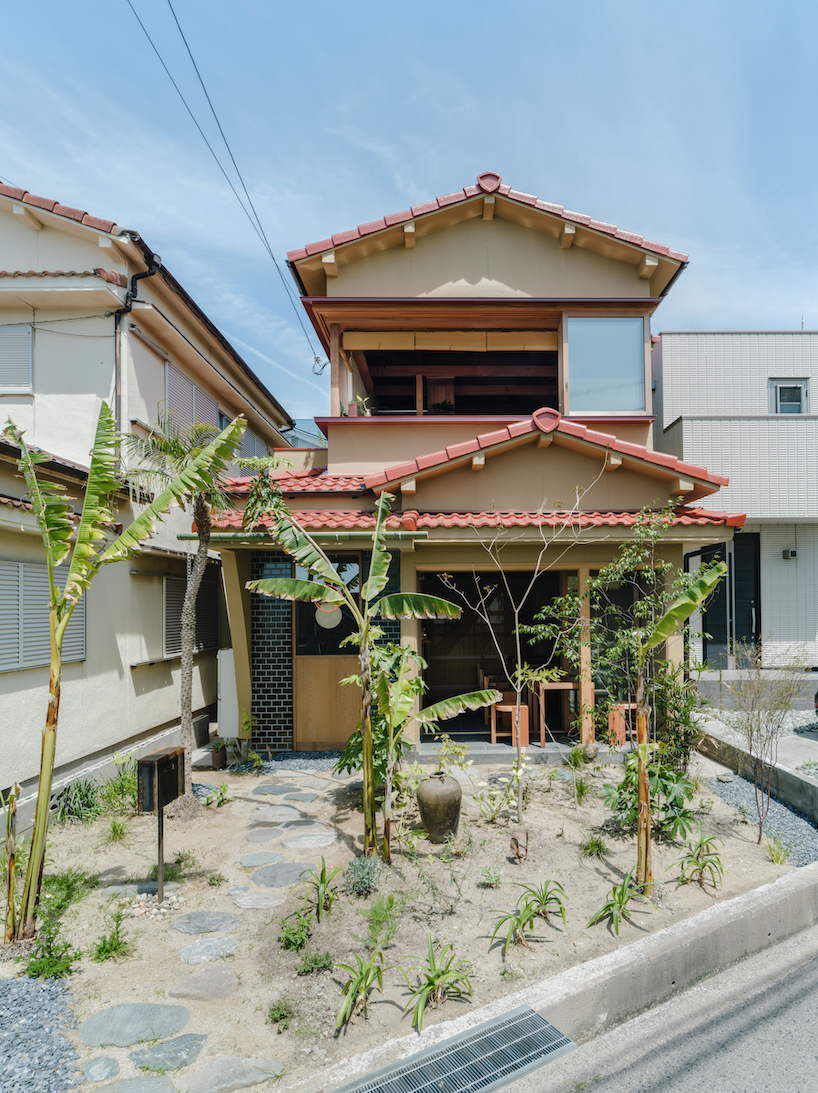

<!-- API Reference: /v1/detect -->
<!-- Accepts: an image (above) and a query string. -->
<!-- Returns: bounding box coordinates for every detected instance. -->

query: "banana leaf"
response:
[96,415,246,567]
[377,592,461,619]
[3,423,74,569]
[644,561,727,653]
[416,689,503,725]
[362,491,394,602]
[268,495,346,587]
[246,577,346,605]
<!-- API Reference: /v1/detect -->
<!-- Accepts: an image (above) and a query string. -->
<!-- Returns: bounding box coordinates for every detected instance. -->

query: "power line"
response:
[126,1,325,368]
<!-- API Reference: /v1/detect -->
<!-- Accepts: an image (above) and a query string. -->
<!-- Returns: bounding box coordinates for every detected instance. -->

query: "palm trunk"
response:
[18,614,61,938]
[359,639,378,856]
[180,495,211,796]
[635,669,653,895]
[4,783,19,943]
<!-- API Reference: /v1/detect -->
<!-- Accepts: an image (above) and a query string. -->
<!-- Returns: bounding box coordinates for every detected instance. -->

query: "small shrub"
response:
[149,850,196,883]
[440,832,473,862]
[575,776,591,805]
[297,857,341,922]
[733,803,751,825]
[491,900,538,956]
[579,833,608,859]
[671,824,725,889]
[205,783,230,808]
[336,950,388,1027]
[435,733,472,775]
[567,745,587,769]
[268,998,296,1030]
[93,909,130,962]
[248,750,264,772]
[515,880,568,923]
[344,855,382,898]
[99,753,138,813]
[587,869,654,936]
[279,911,312,952]
[696,797,714,816]
[53,777,105,825]
[43,867,97,917]
[208,872,227,888]
[358,893,405,949]
[296,949,334,975]
[106,818,129,844]
[766,832,799,864]
[22,912,81,979]
[481,865,502,888]
[400,932,473,1032]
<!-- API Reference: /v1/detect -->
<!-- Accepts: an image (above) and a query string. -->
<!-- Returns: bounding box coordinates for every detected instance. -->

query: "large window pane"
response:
[568,318,645,412]
[295,553,359,655]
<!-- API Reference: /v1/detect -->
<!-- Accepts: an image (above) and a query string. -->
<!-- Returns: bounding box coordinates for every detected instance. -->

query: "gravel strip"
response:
[231,750,342,773]
[706,774,818,866]
[0,977,80,1092]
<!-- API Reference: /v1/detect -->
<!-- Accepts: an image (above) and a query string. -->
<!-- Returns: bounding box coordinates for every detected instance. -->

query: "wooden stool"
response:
[608,702,638,744]
[490,693,530,747]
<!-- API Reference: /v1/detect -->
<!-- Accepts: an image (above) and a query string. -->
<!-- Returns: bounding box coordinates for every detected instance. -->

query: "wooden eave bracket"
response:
[400,478,417,496]
[98,234,129,262]
[638,254,659,280]
[560,224,576,250]
[322,251,339,277]
[483,195,495,220]
[404,223,416,248]
[605,453,622,471]
[537,433,553,450]
[13,205,43,231]
[471,453,486,471]
[670,476,695,495]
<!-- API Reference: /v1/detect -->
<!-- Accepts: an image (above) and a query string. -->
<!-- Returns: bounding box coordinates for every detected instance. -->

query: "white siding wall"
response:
[760,524,818,666]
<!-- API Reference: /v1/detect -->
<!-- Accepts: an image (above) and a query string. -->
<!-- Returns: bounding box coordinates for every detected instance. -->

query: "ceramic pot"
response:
[212,747,227,771]
[416,771,462,843]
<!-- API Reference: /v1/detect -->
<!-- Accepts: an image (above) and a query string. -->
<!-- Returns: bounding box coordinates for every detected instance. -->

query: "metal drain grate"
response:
[329,1005,575,1093]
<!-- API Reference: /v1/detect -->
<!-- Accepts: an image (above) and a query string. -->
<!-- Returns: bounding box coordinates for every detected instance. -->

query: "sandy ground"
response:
[1,752,790,1090]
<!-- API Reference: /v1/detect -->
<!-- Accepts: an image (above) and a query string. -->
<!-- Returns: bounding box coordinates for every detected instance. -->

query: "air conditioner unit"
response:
[783,549,797,560]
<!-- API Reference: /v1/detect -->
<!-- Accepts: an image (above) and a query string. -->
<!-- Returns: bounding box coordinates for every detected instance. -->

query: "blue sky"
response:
[3,1,817,418]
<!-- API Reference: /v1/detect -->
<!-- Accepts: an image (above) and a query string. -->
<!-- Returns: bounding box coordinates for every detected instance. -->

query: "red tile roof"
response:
[362,408,728,491]
[225,471,367,495]
[211,507,745,533]
[0,184,117,234]
[287,172,688,265]
[0,268,127,287]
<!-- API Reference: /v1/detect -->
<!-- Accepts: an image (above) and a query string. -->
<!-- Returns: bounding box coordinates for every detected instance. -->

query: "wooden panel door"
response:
[294,655,361,750]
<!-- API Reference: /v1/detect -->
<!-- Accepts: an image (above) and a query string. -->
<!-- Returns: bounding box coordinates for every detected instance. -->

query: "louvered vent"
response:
[0,327,32,392]
[329,1006,574,1093]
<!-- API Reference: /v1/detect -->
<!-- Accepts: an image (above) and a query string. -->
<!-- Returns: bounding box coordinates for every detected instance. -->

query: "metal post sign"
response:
[137,747,184,902]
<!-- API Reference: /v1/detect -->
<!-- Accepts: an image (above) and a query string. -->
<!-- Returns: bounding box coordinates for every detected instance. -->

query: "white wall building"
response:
[0,182,294,820]
[654,330,818,668]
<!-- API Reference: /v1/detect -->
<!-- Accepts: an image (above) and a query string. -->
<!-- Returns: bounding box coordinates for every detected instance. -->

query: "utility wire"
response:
[126,1,325,368]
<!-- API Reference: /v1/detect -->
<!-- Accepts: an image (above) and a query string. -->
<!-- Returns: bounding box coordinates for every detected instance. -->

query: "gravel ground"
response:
[0,978,79,1093]
[707,773,818,866]
[230,749,343,773]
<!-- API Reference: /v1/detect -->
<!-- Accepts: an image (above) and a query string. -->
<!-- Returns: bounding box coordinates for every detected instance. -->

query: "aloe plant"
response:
[246,490,483,856]
[4,404,245,938]
[400,932,473,1032]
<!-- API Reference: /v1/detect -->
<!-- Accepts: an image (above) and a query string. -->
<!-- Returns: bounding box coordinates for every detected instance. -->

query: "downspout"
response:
[113,248,162,430]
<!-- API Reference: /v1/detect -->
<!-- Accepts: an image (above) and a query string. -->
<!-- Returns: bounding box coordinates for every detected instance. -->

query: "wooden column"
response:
[330,323,341,417]
[221,550,253,737]
[415,374,424,415]
[577,566,595,744]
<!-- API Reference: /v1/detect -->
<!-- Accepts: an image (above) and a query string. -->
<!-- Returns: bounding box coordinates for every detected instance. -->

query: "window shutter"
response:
[163,576,186,657]
[0,563,21,671]
[0,328,32,392]
[166,363,195,430]
[0,561,85,672]
[164,574,219,656]
[239,429,268,460]
[193,388,219,430]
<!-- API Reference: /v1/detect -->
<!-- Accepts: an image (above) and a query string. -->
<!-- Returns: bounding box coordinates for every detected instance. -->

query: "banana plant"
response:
[3,403,246,938]
[368,642,499,862]
[632,561,726,894]
[246,489,464,856]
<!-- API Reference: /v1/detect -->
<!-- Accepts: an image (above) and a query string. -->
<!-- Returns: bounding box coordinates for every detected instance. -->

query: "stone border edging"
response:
[296,862,818,1093]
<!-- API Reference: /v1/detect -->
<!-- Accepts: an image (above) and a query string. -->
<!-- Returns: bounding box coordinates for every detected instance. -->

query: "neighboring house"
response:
[654,330,818,669]
[0,182,294,822]
[207,172,744,753]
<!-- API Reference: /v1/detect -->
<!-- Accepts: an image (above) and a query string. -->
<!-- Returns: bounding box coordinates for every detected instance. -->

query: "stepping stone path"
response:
[82,1056,119,1082]
[95,1079,174,1093]
[184,1056,284,1093]
[251,862,316,888]
[103,881,180,899]
[284,792,319,803]
[180,937,239,964]
[172,911,242,935]
[232,890,287,909]
[281,831,337,850]
[170,965,240,1000]
[254,804,303,821]
[239,851,286,867]
[129,1032,208,1071]
[282,819,323,829]
[228,886,249,894]
[252,784,300,796]
[245,829,280,843]
[292,776,333,790]
[80,1003,190,1047]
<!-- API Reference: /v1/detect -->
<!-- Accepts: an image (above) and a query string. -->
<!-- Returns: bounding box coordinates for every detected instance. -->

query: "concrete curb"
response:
[295,862,818,1093]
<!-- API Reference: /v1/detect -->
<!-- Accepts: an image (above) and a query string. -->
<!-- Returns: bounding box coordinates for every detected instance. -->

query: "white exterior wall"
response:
[758,523,818,666]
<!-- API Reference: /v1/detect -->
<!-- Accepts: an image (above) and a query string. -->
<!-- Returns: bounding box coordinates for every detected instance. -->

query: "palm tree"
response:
[4,403,245,937]
[126,414,246,797]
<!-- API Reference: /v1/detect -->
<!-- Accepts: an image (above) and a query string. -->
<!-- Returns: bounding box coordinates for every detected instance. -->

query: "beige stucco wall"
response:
[0,204,127,278]
[329,217,652,300]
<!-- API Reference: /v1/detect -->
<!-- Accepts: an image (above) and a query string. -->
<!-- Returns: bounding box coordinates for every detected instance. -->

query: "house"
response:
[0,182,294,822]
[654,330,818,671]
[208,172,745,753]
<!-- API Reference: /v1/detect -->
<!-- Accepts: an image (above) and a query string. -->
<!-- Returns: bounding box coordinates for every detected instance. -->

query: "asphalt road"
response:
[504,921,818,1093]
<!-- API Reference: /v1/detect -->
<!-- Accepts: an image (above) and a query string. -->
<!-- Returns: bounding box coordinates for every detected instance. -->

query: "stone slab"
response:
[280,832,337,850]
[180,937,239,964]
[82,1056,119,1082]
[251,862,316,888]
[170,965,240,1001]
[171,912,242,935]
[284,792,319,803]
[292,776,333,789]
[252,784,300,796]
[254,804,303,821]
[245,829,281,843]
[93,1080,174,1093]
[228,887,249,895]
[103,882,180,899]
[281,819,328,830]
[232,891,287,909]
[129,1032,208,1071]
[183,1056,284,1093]
[80,1003,190,1047]
[239,851,286,868]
